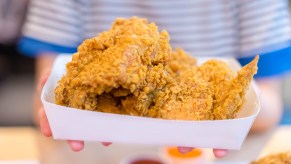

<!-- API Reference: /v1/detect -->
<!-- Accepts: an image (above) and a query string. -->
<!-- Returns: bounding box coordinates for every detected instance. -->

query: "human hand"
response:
[39,106,112,151]
[178,147,228,158]
[35,69,112,152]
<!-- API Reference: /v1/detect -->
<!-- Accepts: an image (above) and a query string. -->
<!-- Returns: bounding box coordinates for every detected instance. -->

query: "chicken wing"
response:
[212,56,258,119]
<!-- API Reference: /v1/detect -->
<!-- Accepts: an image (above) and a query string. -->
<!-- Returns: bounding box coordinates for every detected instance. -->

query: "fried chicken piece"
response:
[251,151,291,164]
[166,48,197,76]
[212,56,259,119]
[146,49,212,120]
[112,48,204,119]
[121,63,169,116]
[198,60,235,84]
[55,17,171,110]
[148,68,214,120]
[148,56,258,120]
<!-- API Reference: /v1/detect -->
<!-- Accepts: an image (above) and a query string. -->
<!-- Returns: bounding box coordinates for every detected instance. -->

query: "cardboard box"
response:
[41,55,260,150]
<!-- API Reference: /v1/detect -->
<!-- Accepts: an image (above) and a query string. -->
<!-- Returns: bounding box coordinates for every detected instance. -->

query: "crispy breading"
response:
[55,17,258,120]
[166,48,197,76]
[122,63,169,116]
[55,17,171,110]
[149,68,214,120]
[149,56,258,120]
[212,56,259,119]
[251,151,291,164]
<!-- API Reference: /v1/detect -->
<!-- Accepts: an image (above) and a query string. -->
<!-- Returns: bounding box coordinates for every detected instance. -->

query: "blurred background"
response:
[0,0,35,126]
[0,0,290,127]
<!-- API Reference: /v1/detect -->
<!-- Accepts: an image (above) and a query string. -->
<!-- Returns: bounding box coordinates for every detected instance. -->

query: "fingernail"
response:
[102,142,112,147]
[70,142,84,152]
[214,150,228,158]
[178,147,192,154]
[42,128,52,137]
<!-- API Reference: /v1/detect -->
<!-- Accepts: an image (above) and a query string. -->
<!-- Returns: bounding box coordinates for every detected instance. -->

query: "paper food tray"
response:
[41,55,260,150]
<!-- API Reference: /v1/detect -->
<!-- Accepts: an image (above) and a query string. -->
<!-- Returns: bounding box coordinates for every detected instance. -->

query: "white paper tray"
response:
[41,55,260,150]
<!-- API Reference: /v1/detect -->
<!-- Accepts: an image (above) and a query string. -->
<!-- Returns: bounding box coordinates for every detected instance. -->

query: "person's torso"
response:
[82,0,238,56]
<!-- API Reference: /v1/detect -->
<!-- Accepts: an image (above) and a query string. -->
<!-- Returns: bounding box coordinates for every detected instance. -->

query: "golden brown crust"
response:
[165,48,197,76]
[252,151,291,164]
[55,17,258,121]
[55,17,171,111]
[213,56,259,119]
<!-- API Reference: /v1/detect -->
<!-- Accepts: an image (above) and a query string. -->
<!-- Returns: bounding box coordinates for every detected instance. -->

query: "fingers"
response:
[67,140,84,152]
[177,147,193,154]
[37,70,85,153]
[39,108,85,152]
[38,106,85,152]
[213,149,228,158]
[177,147,228,158]
[39,107,52,137]
[67,141,110,152]
[38,105,109,152]
[39,103,225,156]
[37,71,50,92]
[101,142,112,147]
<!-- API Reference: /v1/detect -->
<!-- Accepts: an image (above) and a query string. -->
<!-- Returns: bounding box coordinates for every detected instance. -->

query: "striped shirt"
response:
[19,0,291,77]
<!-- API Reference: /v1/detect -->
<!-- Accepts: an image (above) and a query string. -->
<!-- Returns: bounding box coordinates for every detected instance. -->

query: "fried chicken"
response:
[165,48,197,76]
[212,56,258,119]
[148,67,214,120]
[55,17,171,111]
[251,151,291,164]
[55,17,258,120]
[148,54,258,120]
